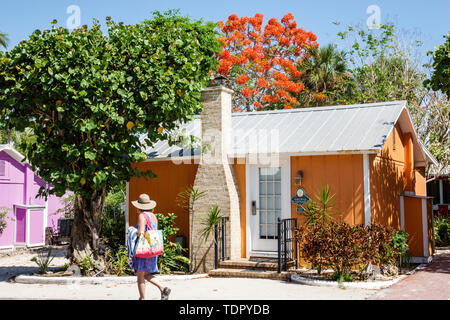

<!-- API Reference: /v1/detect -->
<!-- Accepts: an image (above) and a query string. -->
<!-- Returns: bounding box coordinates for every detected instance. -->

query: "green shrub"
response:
[78,255,100,276]
[105,245,134,276]
[434,215,450,247]
[155,213,190,274]
[101,189,126,252]
[391,230,409,266]
[0,206,12,235]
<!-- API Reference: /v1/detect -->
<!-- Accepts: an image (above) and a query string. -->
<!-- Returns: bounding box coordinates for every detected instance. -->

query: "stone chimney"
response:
[191,82,241,272]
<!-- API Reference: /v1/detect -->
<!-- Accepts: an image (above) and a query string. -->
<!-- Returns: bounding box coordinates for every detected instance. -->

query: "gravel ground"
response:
[0,247,378,300]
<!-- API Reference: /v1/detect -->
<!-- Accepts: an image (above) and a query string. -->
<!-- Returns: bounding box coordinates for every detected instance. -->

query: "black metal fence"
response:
[277,217,298,273]
[214,216,230,269]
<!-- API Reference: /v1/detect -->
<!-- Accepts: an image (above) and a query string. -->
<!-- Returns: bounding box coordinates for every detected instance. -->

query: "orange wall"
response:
[370,153,404,229]
[290,155,365,225]
[403,196,424,257]
[414,167,427,197]
[128,161,198,246]
[370,123,427,229]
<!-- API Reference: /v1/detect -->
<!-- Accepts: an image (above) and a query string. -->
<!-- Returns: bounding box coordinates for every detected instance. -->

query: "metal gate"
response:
[277,217,298,273]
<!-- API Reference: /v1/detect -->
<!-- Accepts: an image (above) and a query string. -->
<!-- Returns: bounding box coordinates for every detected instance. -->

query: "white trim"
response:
[248,251,278,259]
[26,242,45,248]
[143,151,381,163]
[409,256,433,264]
[143,156,201,163]
[245,163,251,259]
[247,156,290,252]
[363,154,371,226]
[400,195,405,231]
[14,204,45,209]
[421,199,429,257]
[0,245,14,250]
[43,183,49,244]
[26,209,31,247]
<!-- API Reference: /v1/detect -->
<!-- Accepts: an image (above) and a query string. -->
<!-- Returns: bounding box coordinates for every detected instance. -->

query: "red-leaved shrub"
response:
[296,222,401,277]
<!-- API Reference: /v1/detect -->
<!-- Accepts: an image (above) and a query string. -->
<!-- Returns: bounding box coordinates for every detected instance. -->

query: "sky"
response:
[1,0,449,63]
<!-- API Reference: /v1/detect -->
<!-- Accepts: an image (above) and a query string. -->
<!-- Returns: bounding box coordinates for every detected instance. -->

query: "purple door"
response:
[15,208,26,243]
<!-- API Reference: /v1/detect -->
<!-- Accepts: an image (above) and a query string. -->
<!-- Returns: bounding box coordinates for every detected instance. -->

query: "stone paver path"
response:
[371,250,450,300]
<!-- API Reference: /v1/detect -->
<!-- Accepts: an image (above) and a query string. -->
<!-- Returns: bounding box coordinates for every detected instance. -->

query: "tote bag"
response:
[133,212,164,258]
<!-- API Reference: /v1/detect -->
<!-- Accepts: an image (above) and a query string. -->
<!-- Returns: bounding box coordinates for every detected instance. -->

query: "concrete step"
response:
[219,259,279,270]
[209,268,291,280]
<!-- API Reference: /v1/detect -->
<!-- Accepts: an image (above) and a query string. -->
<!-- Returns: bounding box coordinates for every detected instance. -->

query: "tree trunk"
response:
[67,188,107,264]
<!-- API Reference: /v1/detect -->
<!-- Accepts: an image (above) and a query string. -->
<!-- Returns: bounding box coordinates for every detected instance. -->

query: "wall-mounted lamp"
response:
[295,170,303,185]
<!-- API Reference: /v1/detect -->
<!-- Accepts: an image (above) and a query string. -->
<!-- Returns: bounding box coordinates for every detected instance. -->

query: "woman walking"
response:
[130,193,171,300]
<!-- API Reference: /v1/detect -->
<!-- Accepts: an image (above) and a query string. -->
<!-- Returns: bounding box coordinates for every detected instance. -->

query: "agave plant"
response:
[31,248,55,274]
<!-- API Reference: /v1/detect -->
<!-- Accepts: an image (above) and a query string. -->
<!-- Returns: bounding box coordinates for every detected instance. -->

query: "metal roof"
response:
[143,101,408,159]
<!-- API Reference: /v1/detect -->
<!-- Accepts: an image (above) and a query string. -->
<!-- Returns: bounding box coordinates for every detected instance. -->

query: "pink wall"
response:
[0,149,66,249]
[15,208,26,243]
[47,194,68,233]
[29,210,44,244]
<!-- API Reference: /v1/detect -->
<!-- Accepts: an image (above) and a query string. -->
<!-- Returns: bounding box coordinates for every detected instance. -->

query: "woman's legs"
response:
[145,273,164,292]
[136,271,147,300]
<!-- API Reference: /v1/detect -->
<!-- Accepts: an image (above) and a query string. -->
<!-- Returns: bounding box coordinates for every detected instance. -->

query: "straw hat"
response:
[131,193,157,211]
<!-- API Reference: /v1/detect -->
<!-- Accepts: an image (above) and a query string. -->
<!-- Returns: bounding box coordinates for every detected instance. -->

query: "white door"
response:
[248,159,290,253]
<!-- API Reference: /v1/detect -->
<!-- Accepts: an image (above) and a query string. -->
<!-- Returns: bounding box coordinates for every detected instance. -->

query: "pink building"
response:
[0,144,67,251]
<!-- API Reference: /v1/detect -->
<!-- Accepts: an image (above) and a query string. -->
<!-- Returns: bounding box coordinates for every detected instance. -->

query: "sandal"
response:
[161,287,171,300]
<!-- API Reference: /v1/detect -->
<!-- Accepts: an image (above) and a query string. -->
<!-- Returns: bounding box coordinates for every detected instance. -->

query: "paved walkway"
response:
[371,250,450,300]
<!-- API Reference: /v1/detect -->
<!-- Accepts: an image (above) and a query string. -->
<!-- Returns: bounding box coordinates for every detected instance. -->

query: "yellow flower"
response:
[157,126,164,134]
[80,177,86,185]
[126,121,135,130]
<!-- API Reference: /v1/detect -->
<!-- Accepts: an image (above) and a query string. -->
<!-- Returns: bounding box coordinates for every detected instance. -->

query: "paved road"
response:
[371,250,450,300]
[0,276,377,300]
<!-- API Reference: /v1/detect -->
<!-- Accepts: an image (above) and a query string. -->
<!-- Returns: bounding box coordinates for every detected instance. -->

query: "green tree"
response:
[0,11,220,263]
[408,92,449,180]
[0,128,36,154]
[336,22,426,106]
[424,33,450,96]
[334,22,447,179]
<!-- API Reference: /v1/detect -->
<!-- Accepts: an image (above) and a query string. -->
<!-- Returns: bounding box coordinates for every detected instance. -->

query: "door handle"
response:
[252,201,257,215]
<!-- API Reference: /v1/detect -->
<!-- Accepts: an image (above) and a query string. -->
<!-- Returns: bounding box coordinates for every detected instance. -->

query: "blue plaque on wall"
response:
[292,188,310,212]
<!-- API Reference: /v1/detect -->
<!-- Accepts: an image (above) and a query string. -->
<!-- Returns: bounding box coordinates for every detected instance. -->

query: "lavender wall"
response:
[15,208,26,243]
[0,149,66,248]
[29,210,44,244]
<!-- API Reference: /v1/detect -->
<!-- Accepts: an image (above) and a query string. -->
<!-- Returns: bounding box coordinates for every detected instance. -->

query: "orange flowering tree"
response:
[217,13,319,111]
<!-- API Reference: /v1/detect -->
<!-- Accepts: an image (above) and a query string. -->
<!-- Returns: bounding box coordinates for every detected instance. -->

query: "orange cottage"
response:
[127,85,438,272]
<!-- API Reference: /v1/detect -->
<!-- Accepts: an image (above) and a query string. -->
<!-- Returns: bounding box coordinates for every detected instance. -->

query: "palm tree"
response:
[299,44,349,92]
[0,31,8,49]
[296,44,354,106]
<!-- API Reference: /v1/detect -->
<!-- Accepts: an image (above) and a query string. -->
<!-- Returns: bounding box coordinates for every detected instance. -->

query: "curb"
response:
[291,264,427,290]
[14,273,209,285]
